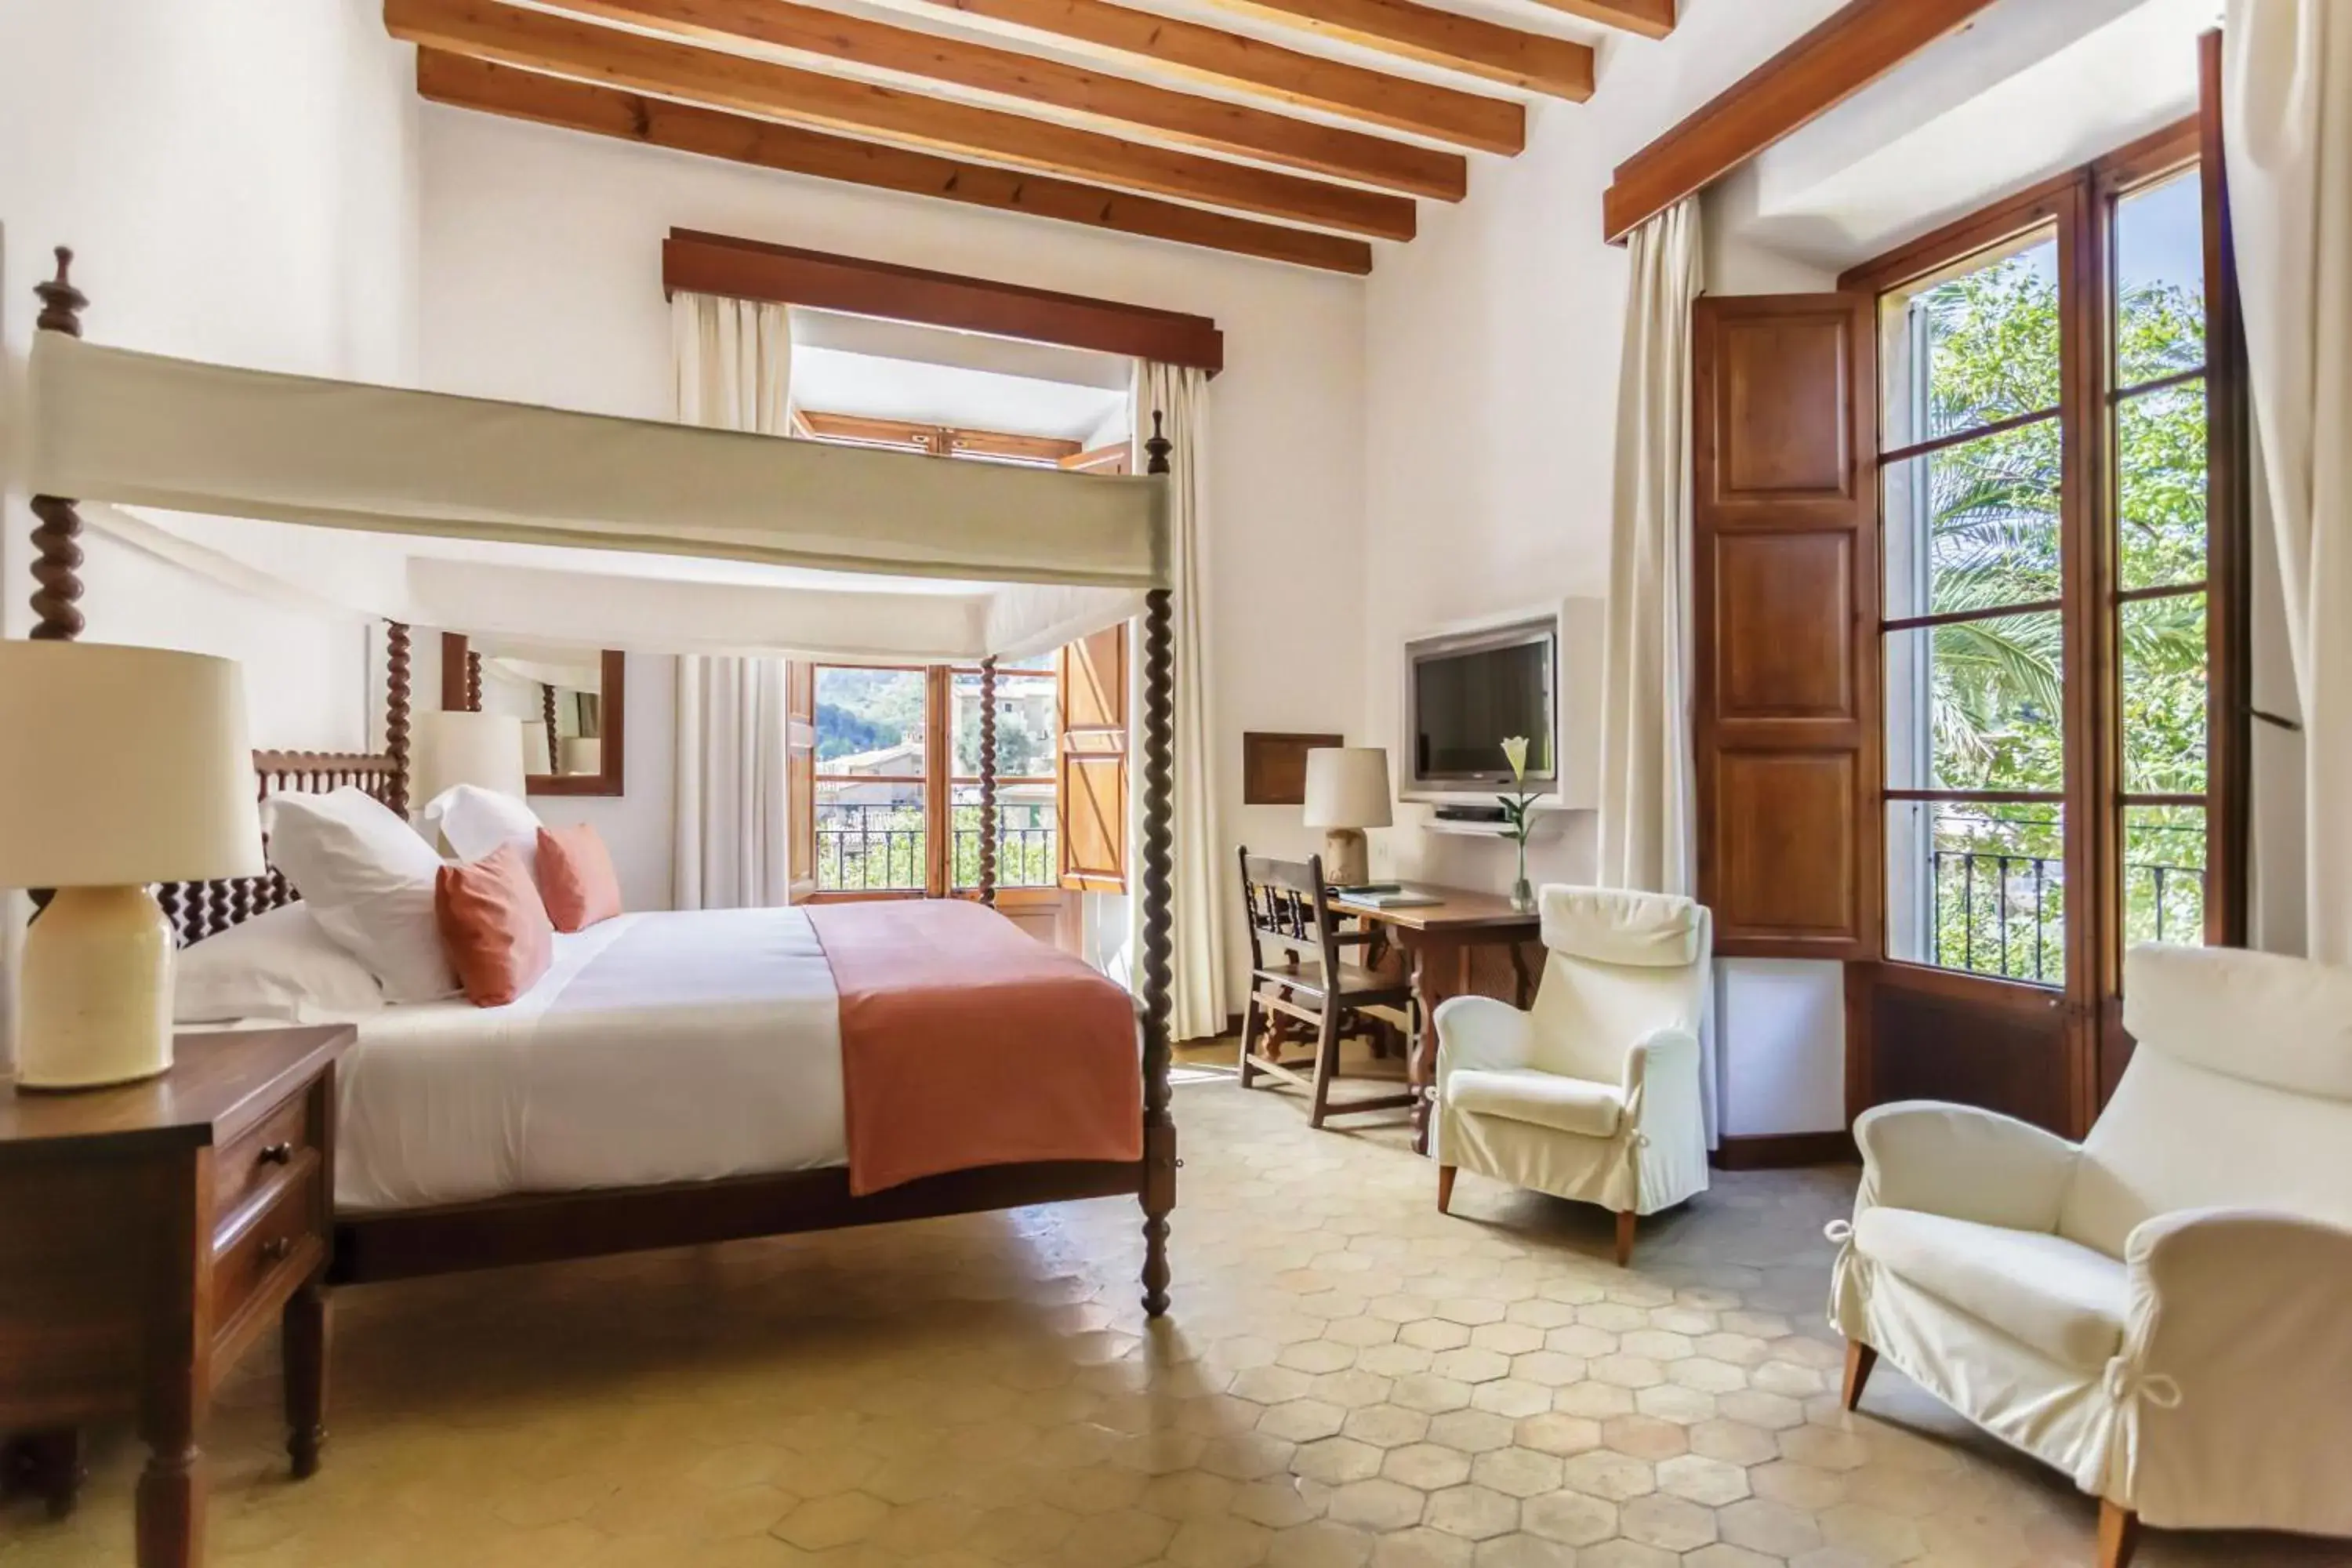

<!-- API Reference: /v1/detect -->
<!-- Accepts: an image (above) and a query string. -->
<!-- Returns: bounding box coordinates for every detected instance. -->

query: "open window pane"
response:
[2117,379,2208,590]
[950,670,1058,778]
[2121,590,2209,793]
[815,779,925,891]
[1886,800,2066,985]
[2123,803,2208,948]
[815,667,926,776]
[2115,170,2206,389]
[1880,227,2061,448]
[1885,612,2065,793]
[1882,421,2062,619]
[949,783,1058,890]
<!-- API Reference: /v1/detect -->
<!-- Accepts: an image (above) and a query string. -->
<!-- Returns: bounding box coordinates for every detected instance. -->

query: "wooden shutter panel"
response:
[786,661,818,901]
[1693,293,1881,960]
[1058,624,1129,892]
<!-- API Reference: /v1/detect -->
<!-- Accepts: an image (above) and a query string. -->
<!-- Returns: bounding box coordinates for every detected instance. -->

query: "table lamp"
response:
[0,641,266,1091]
[1302,747,1392,886]
[414,710,528,805]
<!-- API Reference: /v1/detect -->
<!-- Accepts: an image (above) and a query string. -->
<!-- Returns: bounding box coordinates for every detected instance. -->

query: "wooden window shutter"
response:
[1058,623,1130,892]
[786,661,818,901]
[1692,293,1881,960]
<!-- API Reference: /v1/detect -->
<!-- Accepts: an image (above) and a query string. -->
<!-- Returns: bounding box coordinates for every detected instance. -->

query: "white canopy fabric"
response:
[25,332,1170,604]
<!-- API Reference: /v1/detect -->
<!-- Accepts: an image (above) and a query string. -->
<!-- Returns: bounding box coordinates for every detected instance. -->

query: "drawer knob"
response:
[260,1236,295,1264]
[259,1142,295,1166]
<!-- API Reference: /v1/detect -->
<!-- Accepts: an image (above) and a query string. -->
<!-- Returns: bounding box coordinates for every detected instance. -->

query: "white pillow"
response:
[425,783,543,876]
[174,902,386,1024]
[263,787,458,1003]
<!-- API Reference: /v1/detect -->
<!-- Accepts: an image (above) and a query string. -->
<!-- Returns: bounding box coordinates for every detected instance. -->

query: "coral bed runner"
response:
[805,898,1142,1195]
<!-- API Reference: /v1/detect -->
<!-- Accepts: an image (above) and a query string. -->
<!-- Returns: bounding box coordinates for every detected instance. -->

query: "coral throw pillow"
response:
[537,823,623,933]
[435,843,554,1007]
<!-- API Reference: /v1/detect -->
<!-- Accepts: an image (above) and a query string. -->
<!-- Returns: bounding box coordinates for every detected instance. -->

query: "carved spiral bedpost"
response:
[30,249,88,642]
[978,655,999,906]
[385,622,413,815]
[466,651,483,712]
[1138,412,1178,1319]
[542,684,560,778]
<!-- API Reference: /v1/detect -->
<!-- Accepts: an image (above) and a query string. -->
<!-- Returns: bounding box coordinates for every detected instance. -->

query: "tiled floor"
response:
[4,1076,2344,1567]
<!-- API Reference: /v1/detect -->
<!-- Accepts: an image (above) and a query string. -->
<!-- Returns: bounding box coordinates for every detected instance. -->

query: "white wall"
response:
[0,0,419,739]
[0,0,419,1066]
[1357,0,1853,1133]
[415,106,1370,993]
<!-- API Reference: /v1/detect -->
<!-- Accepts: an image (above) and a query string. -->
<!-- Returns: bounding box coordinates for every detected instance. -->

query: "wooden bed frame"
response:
[24,249,1180,1316]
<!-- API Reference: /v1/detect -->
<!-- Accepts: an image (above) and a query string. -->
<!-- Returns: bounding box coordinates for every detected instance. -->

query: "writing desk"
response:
[1327,886,1541,1153]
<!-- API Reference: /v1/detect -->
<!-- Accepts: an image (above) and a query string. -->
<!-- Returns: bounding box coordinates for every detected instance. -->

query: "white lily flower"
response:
[1500,735,1529,780]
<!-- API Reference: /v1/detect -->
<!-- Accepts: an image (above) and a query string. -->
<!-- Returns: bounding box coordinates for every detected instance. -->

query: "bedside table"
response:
[0,1025,351,1568]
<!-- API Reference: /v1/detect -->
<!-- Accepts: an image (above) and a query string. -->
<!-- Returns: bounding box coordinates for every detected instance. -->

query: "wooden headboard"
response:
[155,619,416,948]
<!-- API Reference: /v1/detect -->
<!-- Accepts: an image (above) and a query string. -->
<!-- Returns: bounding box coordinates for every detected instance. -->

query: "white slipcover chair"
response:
[1832,943,2352,1568]
[1432,885,1711,1265]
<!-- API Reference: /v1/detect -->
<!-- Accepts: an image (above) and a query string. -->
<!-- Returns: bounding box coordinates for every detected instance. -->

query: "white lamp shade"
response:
[1301,747,1393,830]
[415,710,528,803]
[0,641,265,888]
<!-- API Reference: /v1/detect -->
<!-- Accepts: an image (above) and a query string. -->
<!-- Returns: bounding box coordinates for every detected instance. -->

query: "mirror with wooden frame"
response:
[439,633,626,798]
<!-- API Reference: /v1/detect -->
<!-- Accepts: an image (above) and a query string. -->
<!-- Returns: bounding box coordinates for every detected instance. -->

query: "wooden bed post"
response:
[541,683,560,779]
[384,622,412,816]
[977,655,999,906]
[1138,412,1178,1319]
[465,650,482,712]
[29,249,88,643]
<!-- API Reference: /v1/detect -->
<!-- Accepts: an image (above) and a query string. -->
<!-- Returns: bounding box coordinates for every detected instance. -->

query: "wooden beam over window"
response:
[797,409,1088,464]
[387,0,1417,241]
[419,56,1367,281]
[534,0,1466,200]
[1601,0,2001,242]
[1200,0,1595,101]
[663,226,1229,372]
[908,0,1525,154]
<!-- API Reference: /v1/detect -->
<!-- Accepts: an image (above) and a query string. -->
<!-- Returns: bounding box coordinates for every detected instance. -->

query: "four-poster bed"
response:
[18,246,1180,1298]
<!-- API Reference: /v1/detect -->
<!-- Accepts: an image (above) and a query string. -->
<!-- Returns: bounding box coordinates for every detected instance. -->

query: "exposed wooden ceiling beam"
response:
[670,227,1230,371]
[913,0,1523,154]
[1525,0,1674,41]
[535,0,1465,200]
[419,54,1371,276]
[1200,0,1595,100]
[798,410,1087,463]
[1602,0,2001,241]
[387,0,1417,241]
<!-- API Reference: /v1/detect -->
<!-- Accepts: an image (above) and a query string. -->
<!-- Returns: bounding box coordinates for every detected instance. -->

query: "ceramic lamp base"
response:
[1323,829,1370,887]
[16,885,176,1091]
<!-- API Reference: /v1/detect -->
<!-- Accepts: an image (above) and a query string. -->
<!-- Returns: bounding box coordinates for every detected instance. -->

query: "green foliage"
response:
[1907,252,2210,976]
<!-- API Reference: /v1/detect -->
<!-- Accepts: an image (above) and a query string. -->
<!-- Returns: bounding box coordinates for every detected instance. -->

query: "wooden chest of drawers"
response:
[0,1026,351,1568]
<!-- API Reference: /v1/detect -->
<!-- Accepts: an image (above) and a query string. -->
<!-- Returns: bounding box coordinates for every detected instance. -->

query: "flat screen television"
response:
[1409,621,1557,788]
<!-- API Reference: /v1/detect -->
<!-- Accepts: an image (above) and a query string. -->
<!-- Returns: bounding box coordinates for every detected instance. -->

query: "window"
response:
[1862,125,2238,993]
[811,658,1065,898]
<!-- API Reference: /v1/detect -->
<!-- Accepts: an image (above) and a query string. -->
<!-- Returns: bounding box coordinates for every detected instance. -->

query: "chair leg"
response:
[1236,993,1263,1088]
[1841,1339,1878,1412]
[1307,1007,1341,1129]
[2097,1501,2140,1568]
[1436,1166,1457,1214]
[1613,1210,1636,1268]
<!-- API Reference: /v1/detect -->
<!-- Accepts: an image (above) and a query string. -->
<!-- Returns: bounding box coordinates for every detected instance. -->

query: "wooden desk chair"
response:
[1236,848,1418,1128]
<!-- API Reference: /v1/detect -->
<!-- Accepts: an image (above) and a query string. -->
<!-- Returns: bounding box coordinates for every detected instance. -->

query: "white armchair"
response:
[1432,885,1711,1265]
[1833,943,2352,1568]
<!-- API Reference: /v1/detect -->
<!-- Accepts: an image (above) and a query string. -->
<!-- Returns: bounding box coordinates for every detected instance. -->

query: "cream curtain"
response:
[2225,4,2352,964]
[1594,198,1714,1138]
[1134,362,1228,1042]
[672,290,794,909]
[673,655,793,909]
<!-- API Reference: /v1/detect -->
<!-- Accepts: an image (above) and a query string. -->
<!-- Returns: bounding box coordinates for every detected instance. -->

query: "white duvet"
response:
[334,906,845,1213]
